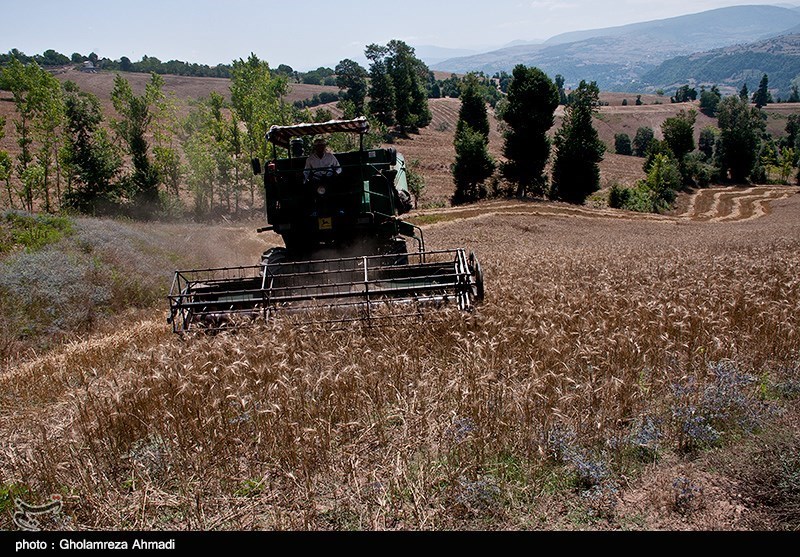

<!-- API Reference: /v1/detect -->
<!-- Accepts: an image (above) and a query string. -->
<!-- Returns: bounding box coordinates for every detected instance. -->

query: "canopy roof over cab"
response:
[266,116,370,149]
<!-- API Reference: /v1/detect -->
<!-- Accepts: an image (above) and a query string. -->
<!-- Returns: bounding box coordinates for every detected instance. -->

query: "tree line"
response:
[610,76,800,213]
[450,65,606,207]
[0,41,438,219]
[5,43,797,220]
[643,50,800,101]
[450,68,799,213]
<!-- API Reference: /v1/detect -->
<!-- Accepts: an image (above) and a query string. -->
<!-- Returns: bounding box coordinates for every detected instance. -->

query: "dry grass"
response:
[2,69,800,531]
[1,192,798,531]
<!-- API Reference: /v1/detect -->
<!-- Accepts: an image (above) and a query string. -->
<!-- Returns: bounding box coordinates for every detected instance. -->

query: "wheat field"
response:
[1,190,798,531]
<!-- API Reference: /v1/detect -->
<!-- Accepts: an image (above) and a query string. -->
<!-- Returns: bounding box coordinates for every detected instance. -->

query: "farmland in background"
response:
[1,66,799,531]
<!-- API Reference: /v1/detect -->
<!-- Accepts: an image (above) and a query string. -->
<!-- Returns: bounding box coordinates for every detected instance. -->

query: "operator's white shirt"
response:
[304,151,341,176]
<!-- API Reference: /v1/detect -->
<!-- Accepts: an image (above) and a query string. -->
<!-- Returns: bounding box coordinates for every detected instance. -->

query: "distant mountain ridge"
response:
[542,5,797,47]
[642,33,800,96]
[431,5,800,92]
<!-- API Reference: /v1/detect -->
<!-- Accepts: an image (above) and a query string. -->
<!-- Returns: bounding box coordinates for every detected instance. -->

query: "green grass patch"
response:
[1,211,74,255]
[0,483,31,515]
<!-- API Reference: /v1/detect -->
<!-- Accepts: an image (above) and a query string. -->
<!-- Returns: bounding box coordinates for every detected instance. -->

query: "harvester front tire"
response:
[469,251,485,302]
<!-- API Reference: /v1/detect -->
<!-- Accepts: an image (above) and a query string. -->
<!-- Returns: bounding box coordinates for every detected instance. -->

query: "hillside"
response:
[3,68,799,210]
[2,58,800,533]
[642,33,800,97]
[432,5,800,91]
[544,5,799,48]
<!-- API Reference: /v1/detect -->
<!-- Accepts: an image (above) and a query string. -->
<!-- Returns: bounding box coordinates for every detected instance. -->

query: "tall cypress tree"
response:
[551,80,606,204]
[501,65,559,198]
[752,74,773,109]
[452,74,494,205]
[457,73,490,138]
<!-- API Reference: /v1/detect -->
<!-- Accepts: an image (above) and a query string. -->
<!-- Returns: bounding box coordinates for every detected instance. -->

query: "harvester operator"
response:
[304,137,341,182]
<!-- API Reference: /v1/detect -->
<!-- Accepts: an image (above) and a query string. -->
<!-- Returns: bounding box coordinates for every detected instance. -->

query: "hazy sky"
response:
[3,1,798,70]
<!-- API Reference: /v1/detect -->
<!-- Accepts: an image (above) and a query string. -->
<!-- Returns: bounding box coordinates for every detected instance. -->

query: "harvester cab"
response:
[168,117,484,332]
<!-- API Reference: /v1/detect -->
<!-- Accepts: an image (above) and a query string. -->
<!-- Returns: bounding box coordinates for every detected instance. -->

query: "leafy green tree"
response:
[208,92,232,215]
[699,127,718,161]
[644,153,682,212]
[739,83,749,102]
[1,57,66,212]
[183,129,217,219]
[752,74,773,109]
[0,150,12,208]
[715,95,766,183]
[440,74,462,98]
[661,109,697,185]
[774,147,796,184]
[36,49,70,66]
[451,75,495,205]
[615,133,632,155]
[671,85,697,103]
[785,114,800,151]
[335,59,368,116]
[111,73,162,217]
[230,53,289,206]
[501,65,559,198]
[788,85,800,103]
[0,57,39,210]
[551,80,606,204]
[367,59,396,127]
[149,75,182,203]
[427,74,441,99]
[643,140,675,174]
[31,70,65,212]
[61,85,123,214]
[180,93,223,217]
[493,71,511,94]
[20,164,45,212]
[456,74,490,138]
[0,116,10,207]
[365,41,431,133]
[555,74,568,105]
[276,64,294,78]
[609,153,682,214]
[699,85,722,116]
[405,158,425,209]
[632,127,655,157]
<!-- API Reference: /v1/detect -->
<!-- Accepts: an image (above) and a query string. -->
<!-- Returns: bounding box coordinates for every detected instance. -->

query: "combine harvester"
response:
[168,117,484,333]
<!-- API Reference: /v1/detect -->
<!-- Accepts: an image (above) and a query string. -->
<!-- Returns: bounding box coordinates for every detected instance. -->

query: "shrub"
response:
[1,211,74,254]
[0,249,111,340]
[685,152,718,188]
[608,183,656,213]
[614,133,632,156]
[670,362,770,454]
[0,217,177,352]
